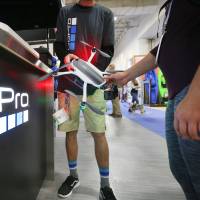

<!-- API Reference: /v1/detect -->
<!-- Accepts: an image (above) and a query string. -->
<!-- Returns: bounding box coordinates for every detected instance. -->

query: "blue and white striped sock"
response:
[68,160,78,178]
[99,167,110,188]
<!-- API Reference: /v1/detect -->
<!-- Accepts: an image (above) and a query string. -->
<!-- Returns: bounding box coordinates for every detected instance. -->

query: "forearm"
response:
[185,65,200,99]
[126,53,157,81]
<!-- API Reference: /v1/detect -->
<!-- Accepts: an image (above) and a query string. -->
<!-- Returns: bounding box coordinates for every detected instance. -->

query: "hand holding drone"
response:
[39,41,122,115]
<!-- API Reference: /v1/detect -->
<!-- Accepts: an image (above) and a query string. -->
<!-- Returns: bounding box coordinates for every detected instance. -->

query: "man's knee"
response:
[91,133,106,142]
[66,131,78,141]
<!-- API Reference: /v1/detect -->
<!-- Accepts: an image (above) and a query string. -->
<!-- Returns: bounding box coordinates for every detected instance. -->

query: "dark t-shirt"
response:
[131,88,138,95]
[151,0,200,99]
[55,3,114,95]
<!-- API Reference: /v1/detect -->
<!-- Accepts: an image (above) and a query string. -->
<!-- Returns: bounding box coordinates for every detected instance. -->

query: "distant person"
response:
[121,85,128,103]
[107,64,122,118]
[129,79,144,113]
[107,0,200,199]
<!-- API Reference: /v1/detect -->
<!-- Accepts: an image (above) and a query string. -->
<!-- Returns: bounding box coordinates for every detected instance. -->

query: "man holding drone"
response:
[54,0,117,199]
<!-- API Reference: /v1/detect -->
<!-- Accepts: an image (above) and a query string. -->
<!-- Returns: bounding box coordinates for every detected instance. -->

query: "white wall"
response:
[112,37,151,70]
[112,21,153,70]
[112,0,165,70]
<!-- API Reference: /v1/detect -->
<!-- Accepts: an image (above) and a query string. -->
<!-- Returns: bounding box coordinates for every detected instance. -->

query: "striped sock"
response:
[68,160,78,178]
[99,167,110,188]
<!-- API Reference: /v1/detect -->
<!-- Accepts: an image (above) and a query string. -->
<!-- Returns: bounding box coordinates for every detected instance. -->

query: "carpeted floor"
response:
[107,101,166,138]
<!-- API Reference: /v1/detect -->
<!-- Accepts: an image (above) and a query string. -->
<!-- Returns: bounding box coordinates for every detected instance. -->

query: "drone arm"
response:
[54,71,75,77]
[88,50,96,63]
[102,72,111,76]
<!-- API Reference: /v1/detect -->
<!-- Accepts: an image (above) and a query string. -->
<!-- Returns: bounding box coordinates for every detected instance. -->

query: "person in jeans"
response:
[54,0,117,199]
[107,0,200,199]
[129,79,144,113]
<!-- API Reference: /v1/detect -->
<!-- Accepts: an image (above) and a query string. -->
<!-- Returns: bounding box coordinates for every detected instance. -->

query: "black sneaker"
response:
[58,175,80,198]
[99,186,117,200]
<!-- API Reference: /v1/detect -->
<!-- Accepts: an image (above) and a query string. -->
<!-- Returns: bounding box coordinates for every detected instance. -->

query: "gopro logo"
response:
[0,87,29,135]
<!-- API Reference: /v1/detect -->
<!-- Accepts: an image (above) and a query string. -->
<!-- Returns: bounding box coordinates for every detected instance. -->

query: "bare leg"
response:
[65,131,78,163]
[91,133,110,188]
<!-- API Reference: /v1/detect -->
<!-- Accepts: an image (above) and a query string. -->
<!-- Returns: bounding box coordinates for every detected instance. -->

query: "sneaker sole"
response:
[58,181,80,199]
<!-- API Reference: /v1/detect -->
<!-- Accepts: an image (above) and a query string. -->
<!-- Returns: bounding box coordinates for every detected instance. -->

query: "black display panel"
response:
[0,0,62,30]
[17,28,56,42]
[0,47,54,200]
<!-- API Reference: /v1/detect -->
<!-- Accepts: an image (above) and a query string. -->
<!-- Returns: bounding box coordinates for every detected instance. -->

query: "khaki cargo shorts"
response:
[58,89,106,133]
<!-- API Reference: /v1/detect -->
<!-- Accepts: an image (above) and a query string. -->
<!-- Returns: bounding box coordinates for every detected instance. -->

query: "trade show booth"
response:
[0,23,54,200]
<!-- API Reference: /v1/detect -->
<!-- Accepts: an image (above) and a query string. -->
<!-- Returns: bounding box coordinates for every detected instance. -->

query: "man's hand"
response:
[64,54,79,64]
[174,95,200,141]
[105,71,130,86]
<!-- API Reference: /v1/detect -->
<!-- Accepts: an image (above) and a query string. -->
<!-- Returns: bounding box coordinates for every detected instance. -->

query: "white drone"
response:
[39,41,113,115]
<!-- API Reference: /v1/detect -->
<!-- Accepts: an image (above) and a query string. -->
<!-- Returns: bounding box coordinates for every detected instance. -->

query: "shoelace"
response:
[63,176,76,187]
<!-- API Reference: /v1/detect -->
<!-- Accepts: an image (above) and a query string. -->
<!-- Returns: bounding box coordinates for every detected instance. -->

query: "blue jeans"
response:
[132,93,139,104]
[166,86,200,200]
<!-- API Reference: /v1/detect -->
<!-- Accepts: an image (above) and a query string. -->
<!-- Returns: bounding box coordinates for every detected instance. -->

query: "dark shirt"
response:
[55,3,114,95]
[131,88,138,95]
[151,0,200,99]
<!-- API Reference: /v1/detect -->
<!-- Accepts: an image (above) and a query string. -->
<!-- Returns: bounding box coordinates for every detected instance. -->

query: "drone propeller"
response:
[97,49,111,58]
[80,40,111,58]
[80,40,91,48]
[39,63,72,81]
[105,70,124,74]
[103,70,125,76]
